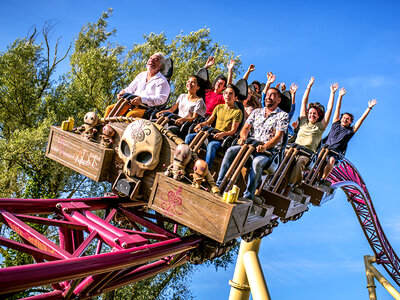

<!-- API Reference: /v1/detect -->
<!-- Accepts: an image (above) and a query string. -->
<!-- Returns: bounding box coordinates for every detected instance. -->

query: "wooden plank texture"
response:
[46,127,114,182]
[148,174,272,243]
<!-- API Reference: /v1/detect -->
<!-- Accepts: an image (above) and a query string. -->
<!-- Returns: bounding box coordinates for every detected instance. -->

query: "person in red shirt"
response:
[203,56,234,117]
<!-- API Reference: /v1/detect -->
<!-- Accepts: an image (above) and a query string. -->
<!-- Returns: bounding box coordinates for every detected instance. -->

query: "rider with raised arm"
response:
[286,77,337,194]
[242,64,262,119]
[216,87,289,200]
[203,56,233,117]
[319,89,377,184]
[104,52,170,118]
[185,84,243,168]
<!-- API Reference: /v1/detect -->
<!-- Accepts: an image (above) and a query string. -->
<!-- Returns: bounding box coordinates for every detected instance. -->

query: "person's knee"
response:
[252,156,267,172]
[185,133,195,144]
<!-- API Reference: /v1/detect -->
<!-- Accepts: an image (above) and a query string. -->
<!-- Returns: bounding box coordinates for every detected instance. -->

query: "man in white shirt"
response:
[105,52,170,118]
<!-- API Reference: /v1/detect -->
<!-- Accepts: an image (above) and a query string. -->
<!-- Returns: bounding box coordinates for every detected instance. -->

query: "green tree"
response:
[0,24,72,199]
[0,9,241,299]
[127,29,242,104]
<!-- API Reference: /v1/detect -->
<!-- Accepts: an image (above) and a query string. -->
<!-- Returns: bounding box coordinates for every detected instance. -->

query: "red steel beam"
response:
[0,236,202,295]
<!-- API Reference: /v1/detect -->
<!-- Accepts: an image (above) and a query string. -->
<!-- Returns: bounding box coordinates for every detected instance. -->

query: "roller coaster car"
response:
[46,118,276,244]
[155,111,204,138]
[256,145,311,220]
[301,146,337,206]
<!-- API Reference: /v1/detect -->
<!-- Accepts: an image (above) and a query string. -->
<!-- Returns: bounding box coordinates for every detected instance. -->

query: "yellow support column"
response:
[229,239,263,300]
[364,255,400,300]
[243,250,271,300]
[364,255,377,300]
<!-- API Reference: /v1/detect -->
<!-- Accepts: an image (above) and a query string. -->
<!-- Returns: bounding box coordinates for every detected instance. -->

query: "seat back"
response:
[161,57,173,82]
[263,131,288,175]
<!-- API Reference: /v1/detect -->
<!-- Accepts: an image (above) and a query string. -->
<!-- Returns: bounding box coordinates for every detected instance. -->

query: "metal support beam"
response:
[364,255,400,300]
[229,239,270,300]
[243,250,271,300]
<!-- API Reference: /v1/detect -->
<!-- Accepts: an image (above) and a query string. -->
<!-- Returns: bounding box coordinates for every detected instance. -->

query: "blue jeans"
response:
[216,145,271,199]
[185,133,222,168]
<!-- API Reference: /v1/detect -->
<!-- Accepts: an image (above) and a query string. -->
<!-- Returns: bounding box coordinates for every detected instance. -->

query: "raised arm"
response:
[290,83,298,105]
[288,83,298,120]
[243,64,255,80]
[353,99,377,133]
[321,83,338,128]
[263,72,276,94]
[204,56,215,69]
[227,59,235,85]
[332,87,347,123]
[300,77,314,118]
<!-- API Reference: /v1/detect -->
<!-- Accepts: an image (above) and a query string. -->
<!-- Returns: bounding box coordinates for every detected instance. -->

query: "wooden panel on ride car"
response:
[46,126,114,182]
[260,189,309,219]
[301,182,336,206]
[149,173,261,243]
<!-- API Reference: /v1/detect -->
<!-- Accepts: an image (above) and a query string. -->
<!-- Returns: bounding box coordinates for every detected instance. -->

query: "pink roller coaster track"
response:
[329,159,400,286]
[0,158,398,298]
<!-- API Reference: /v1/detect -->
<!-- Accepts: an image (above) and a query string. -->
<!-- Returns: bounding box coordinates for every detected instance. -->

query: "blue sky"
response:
[1,0,400,299]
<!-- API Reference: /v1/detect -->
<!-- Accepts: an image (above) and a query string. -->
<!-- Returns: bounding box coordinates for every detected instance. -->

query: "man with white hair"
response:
[105,52,170,118]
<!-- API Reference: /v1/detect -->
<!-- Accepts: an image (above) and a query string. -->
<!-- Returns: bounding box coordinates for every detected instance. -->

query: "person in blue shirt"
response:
[320,87,377,183]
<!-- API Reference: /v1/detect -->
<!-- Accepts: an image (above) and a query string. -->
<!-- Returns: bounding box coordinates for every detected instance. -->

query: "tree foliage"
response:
[0,9,241,299]
[127,28,242,103]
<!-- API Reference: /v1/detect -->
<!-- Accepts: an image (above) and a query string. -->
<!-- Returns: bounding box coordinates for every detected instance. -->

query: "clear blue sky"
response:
[1,1,400,299]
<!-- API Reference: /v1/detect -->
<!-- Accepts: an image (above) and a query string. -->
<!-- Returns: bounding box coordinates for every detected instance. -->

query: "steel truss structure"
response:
[329,159,400,286]
[0,158,398,298]
[0,196,203,299]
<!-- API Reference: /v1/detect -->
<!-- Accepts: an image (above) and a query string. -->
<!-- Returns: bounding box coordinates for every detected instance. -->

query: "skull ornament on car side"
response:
[165,143,192,180]
[118,120,162,178]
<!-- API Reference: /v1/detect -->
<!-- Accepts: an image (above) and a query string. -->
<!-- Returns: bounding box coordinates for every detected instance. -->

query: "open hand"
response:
[205,56,215,68]
[247,64,255,72]
[267,72,276,84]
[307,77,315,89]
[330,82,339,93]
[290,83,298,94]
[227,59,235,70]
[368,99,377,108]
[339,87,347,97]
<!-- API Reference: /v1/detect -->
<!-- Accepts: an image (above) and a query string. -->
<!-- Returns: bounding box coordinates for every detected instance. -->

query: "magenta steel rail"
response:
[0,158,399,298]
[329,159,400,286]
[0,196,203,299]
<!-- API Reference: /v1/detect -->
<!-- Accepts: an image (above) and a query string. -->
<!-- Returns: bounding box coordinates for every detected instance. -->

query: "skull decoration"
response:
[191,159,208,189]
[76,111,99,140]
[165,143,192,180]
[118,119,162,178]
[190,159,220,194]
[84,111,99,127]
[100,124,115,148]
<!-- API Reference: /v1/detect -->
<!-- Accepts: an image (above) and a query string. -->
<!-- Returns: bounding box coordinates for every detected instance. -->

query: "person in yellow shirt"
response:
[185,84,243,168]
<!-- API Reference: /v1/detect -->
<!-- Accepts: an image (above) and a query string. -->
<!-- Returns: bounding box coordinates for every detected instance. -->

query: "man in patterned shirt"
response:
[216,87,289,200]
